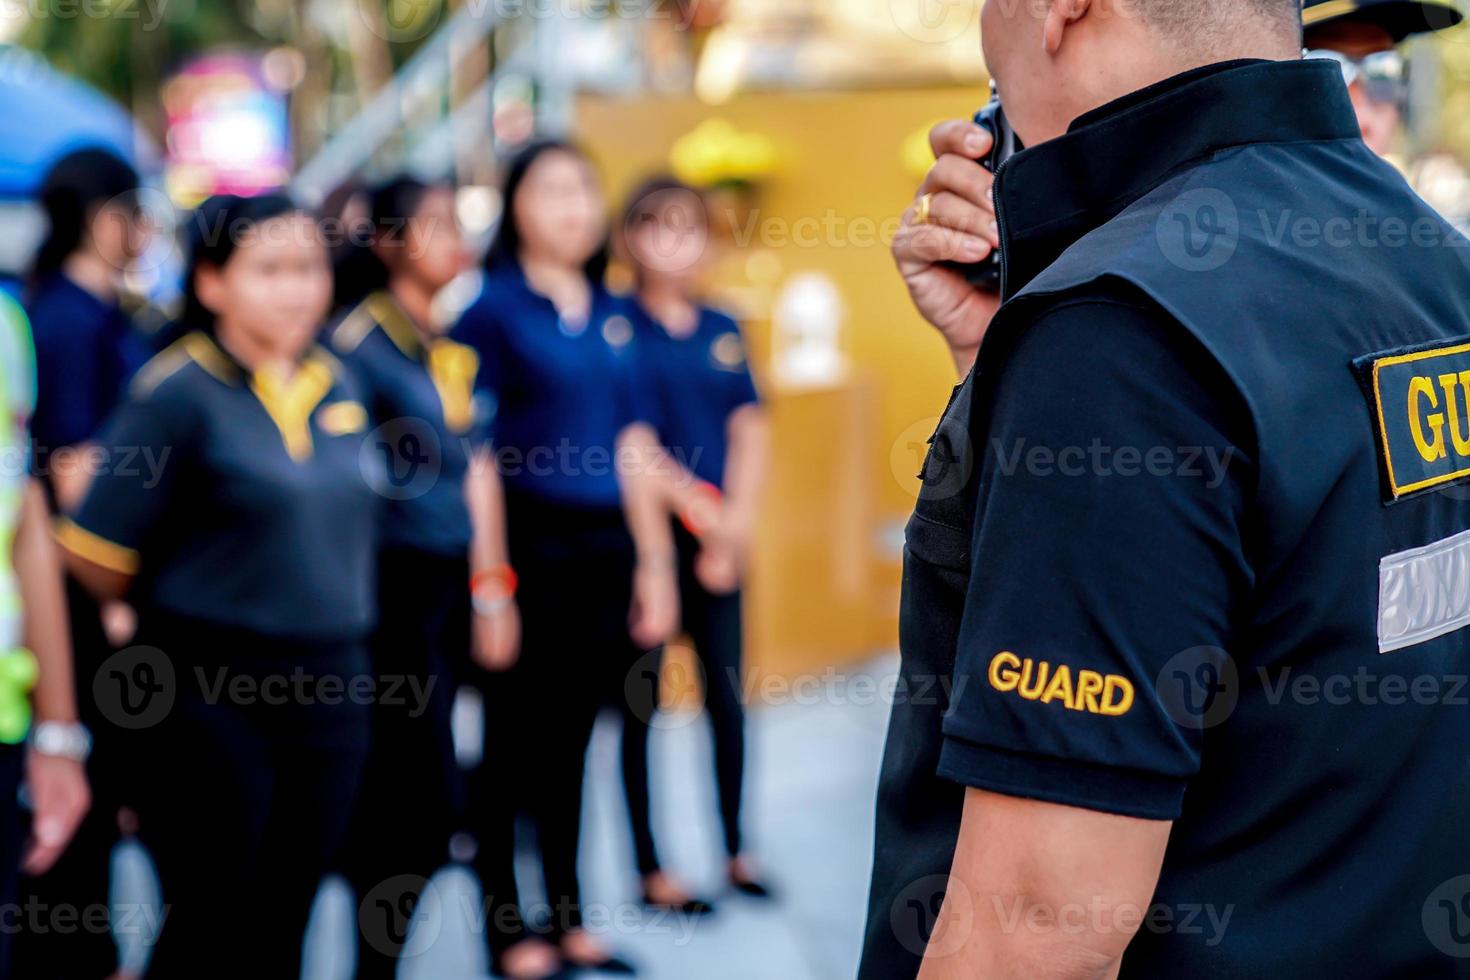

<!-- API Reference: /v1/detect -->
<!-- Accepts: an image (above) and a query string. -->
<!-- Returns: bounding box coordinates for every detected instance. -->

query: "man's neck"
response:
[1053,36,1301,142]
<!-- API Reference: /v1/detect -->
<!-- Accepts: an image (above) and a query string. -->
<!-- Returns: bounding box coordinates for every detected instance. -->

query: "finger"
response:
[929,119,992,162]
[22,840,61,876]
[920,154,996,211]
[896,216,994,266]
[22,810,77,875]
[925,191,999,246]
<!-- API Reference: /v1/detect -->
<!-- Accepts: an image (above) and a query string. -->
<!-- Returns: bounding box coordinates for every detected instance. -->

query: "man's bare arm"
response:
[919,788,1171,980]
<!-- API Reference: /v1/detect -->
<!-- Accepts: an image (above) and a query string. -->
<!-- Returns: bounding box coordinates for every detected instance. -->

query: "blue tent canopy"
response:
[0,46,153,198]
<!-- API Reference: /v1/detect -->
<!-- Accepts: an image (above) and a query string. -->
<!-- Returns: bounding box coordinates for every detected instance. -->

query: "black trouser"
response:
[13,577,122,980]
[468,495,643,959]
[133,614,369,980]
[341,548,468,979]
[0,742,23,978]
[621,522,748,874]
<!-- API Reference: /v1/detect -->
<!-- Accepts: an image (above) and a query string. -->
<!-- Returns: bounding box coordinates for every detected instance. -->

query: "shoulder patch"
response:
[331,302,380,355]
[1355,336,1470,502]
[129,338,197,399]
[711,332,746,370]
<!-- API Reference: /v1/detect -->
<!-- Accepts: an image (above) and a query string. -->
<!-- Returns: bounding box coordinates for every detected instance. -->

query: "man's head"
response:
[981,0,1303,147]
[1302,1,1464,156]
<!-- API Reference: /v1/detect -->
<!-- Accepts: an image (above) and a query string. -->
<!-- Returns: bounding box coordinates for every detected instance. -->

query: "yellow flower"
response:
[671,119,779,188]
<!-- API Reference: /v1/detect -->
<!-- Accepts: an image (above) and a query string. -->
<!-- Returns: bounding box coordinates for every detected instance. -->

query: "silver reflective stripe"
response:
[1379,527,1470,653]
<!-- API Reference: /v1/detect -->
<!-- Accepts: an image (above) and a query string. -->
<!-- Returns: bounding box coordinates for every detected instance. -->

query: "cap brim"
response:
[1305,0,1465,41]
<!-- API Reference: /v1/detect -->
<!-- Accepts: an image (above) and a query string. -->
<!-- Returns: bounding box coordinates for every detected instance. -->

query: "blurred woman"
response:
[56,193,377,979]
[328,176,477,978]
[18,145,151,980]
[453,141,678,980]
[27,147,152,512]
[0,292,90,980]
[617,178,772,906]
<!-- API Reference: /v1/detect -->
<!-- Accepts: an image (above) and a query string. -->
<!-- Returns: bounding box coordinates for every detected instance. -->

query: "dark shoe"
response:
[728,855,773,899]
[731,876,773,899]
[563,952,637,975]
[641,892,716,916]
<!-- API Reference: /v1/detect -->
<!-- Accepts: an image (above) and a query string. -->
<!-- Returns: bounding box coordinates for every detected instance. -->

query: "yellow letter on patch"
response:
[1410,376,1447,462]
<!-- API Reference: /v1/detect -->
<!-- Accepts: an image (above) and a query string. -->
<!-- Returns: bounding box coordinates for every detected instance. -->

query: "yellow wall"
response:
[578,85,983,676]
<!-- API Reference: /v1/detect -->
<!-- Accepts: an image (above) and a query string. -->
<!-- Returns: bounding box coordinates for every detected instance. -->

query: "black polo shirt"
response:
[58,331,380,641]
[863,58,1470,979]
[329,291,479,558]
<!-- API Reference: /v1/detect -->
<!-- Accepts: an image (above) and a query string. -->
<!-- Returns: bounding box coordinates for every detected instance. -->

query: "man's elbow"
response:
[926,908,1132,980]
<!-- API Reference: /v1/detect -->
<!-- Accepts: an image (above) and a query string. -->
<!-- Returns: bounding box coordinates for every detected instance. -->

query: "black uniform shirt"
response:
[58,331,380,641]
[864,58,1470,979]
[329,291,479,558]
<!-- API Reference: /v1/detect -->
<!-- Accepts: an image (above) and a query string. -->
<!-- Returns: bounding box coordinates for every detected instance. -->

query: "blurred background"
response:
[6,1,1470,977]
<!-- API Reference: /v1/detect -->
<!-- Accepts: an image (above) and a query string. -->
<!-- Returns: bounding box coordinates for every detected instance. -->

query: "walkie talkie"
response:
[946,81,1022,292]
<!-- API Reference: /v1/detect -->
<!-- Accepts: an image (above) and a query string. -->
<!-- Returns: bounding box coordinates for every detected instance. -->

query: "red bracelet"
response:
[471,566,518,599]
[679,481,725,538]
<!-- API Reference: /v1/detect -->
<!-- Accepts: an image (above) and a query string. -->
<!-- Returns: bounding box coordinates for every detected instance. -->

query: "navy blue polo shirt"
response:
[27,273,149,455]
[330,291,478,557]
[58,332,380,641]
[452,261,651,509]
[622,298,759,487]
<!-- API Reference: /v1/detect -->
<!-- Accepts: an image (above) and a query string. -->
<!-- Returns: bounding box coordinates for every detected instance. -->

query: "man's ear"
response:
[1042,0,1091,55]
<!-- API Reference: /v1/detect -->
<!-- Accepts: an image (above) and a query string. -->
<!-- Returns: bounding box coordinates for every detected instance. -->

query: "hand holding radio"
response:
[894,111,1007,374]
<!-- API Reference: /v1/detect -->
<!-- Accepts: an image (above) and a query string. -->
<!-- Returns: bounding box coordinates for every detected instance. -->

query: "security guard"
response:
[328,176,478,979]
[864,1,1470,977]
[1303,0,1463,155]
[58,193,377,979]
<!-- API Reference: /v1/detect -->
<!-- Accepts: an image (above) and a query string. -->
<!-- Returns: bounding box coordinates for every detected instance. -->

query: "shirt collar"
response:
[183,331,337,388]
[994,58,1359,296]
[364,290,426,358]
[487,258,614,322]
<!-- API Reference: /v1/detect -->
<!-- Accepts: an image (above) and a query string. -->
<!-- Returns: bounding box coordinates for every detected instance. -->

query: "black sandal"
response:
[641,891,716,916]
[562,951,637,975]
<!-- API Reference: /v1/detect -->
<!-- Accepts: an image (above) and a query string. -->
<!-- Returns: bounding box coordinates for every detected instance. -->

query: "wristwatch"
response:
[30,721,93,763]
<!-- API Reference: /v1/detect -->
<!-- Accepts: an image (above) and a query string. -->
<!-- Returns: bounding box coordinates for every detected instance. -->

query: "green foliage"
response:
[18,0,272,105]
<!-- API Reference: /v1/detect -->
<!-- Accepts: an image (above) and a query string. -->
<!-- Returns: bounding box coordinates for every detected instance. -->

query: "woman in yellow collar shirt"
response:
[56,193,379,979]
[326,176,480,979]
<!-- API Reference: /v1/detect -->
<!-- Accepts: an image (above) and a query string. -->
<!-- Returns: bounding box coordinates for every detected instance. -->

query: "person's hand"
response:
[23,749,90,875]
[630,558,679,649]
[101,601,136,648]
[695,544,740,596]
[894,119,1005,372]
[472,599,522,672]
[695,512,748,596]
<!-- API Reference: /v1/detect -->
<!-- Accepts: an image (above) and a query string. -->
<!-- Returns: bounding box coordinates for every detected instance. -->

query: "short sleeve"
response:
[710,313,759,412]
[615,339,661,434]
[451,294,507,447]
[937,295,1256,820]
[59,388,192,576]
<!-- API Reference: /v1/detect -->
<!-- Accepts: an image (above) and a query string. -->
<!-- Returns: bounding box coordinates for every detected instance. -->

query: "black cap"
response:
[1304,0,1465,42]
